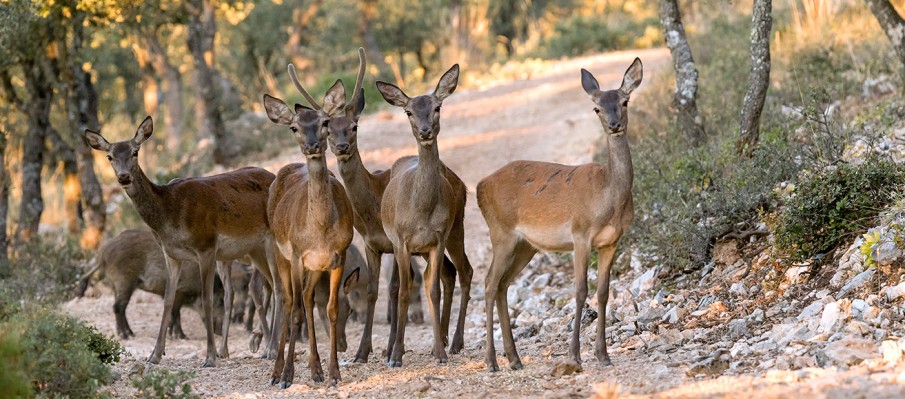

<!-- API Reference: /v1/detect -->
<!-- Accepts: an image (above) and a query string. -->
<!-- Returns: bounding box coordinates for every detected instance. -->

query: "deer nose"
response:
[419,127,432,140]
[305,142,321,153]
[336,143,350,153]
[117,174,133,185]
[608,121,622,131]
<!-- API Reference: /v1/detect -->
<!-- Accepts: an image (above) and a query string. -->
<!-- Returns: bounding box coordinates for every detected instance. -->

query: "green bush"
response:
[0,327,31,399]
[132,369,199,399]
[0,308,122,398]
[541,15,659,58]
[772,156,905,261]
[1,235,89,308]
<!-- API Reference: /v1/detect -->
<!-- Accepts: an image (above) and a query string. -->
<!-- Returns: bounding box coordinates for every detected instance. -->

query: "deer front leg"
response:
[265,239,284,360]
[199,252,219,368]
[280,265,305,389]
[425,245,448,364]
[303,270,325,383]
[270,253,293,385]
[385,257,401,362]
[569,241,591,366]
[354,247,382,363]
[595,246,617,366]
[388,247,412,368]
[148,255,183,365]
[216,260,234,359]
[445,221,473,354]
[327,266,344,386]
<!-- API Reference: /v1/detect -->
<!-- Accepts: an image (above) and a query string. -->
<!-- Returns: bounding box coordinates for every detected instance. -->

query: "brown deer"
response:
[477,58,642,371]
[85,118,282,368]
[375,64,474,367]
[321,49,459,363]
[263,76,354,387]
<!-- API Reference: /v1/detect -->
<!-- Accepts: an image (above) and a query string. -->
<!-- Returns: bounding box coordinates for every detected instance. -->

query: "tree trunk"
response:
[18,60,51,240]
[0,131,9,267]
[444,0,469,68]
[45,128,80,235]
[285,0,324,72]
[736,0,772,157]
[659,0,706,147]
[187,0,232,165]
[864,0,905,81]
[359,0,392,79]
[132,41,159,118]
[67,19,106,250]
[143,31,185,150]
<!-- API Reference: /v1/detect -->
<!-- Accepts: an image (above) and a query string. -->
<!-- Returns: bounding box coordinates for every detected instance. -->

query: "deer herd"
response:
[82,48,643,388]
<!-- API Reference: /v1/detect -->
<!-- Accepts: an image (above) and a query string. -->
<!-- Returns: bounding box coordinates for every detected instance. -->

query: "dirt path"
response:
[67,48,900,398]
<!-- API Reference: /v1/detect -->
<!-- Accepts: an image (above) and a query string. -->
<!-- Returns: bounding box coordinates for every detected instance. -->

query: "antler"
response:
[346,47,367,113]
[288,63,321,110]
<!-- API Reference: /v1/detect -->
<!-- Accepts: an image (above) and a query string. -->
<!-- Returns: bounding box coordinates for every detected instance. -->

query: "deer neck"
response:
[412,142,442,210]
[306,156,335,227]
[604,132,633,202]
[338,151,379,216]
[124,165,168,231]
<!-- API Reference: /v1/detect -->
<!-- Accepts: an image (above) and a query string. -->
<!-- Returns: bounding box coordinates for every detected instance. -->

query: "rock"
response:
[883,282,905,301]
[851,299,869,320]
[567,306,598,332]
[875,240,903,266]
[863,74,896,97]
[686,351,730,376]
[729,282,748,297]
[127,362,145,379]
[727,319,750,339]
[413,381,431,393]
[798,301,825,320]
[748,308,765,323]
[661,306,683,324]
[551,359,582,377]
[730,341,752,358]
[839,269,875,297]
[531,273,552,291]
[630,268,657,298]
[515,323,540,340]
[823,337,878,366]
[818,299,852,334]
[844,320,871,337]
[882,340,904,364]
[785,266,809,284]
[713,239,740,266]
[656,328,684,349]
[752,340,778,352]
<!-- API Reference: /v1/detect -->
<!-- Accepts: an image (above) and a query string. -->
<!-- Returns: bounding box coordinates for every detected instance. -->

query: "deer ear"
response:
[84,129,111,151]
[580,68,599,97]
[323,79,346,117]
[343,267,360,296]
[263,94,293,125]
[434,64,459,101]
[376,81,409,108]
[132,116,154,146]
[295,103,312,113]
[619,58,643,96]
[347,88,366,121]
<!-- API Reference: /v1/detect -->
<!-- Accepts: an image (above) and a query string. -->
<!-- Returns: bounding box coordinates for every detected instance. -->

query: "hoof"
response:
[312,374,325,383]
[270,378,279,386]
[279,381,291,389]
[450,342,463,354]
[599,358,613,367]
[387,359,402,368]
[201,360,216,368]
[510,361,524,370]
[438,358,448,365]
[353,356,368,364]
[487,364,500,373]
[329,379,339,387]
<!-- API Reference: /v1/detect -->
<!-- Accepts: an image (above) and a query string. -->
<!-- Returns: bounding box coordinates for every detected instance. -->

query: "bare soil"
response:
[63,48,905,398]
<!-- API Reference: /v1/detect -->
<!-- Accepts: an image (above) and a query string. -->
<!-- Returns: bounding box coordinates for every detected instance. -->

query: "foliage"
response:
[771,156,905,261]
[0,327,32,399]
[0,308,120,398]
[0,235,89,310]
[541,15,660,58]
[132,368,199,399]
[860,230,881,269]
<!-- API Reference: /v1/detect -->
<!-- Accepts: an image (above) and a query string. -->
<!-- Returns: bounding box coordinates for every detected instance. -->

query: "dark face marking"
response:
[326,115,359,160]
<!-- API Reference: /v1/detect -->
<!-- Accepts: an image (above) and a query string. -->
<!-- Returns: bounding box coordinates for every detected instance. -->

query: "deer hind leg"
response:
[264,239,284,360]
[497,240,537,370]
[270,253,293,385]
[484,235,520,371]
[148,255,184,365]
[445,221,472,354]
[168,294,187,339]
[199,251,219,368]
[216,260,234,359]
[387,246,412,368]
[354,247,382,363]
[569,240,591,366]
[595,245,617,366]
[411,260,428,325]
[113,283,137,339]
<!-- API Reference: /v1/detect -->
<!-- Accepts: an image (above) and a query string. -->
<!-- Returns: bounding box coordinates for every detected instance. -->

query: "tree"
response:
[0,130,8,265]
[285,0,324,72]
[736,0,772,157]
[659,0,705,147]
[864,0,905,80]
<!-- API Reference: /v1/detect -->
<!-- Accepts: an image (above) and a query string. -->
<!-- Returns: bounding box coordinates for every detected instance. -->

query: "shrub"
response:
[132,369,199,399]
[1,235,89,308]
[1,308,121,398]
[541,15,660,59]
[772,156,905,261]
[0,327,31,399]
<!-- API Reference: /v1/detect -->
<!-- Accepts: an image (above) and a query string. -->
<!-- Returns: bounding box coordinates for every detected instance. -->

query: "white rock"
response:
[730,341,752,358]
[883,282,905,301]
[729,282,748,296]
[785,266,809,284]
[728,319,750,339]
[748,308,765,323]
[882,340,903,363]
[819,299,852,334]
[630,268,657,298]
[875,240,903,266]
[798,301,825,320]
[822,337,878,366]
[851,299,869,320]
[839,269,876,296]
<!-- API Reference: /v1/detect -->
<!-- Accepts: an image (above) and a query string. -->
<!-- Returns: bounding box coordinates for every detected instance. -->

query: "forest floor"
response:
[64,48,905,398]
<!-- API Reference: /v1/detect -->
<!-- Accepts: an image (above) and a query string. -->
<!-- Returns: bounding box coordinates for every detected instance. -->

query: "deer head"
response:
[263,82,347,159]
[581,57,642,137]
[376,64,459,147]
[84,116,154,188]
[325,48,367,161]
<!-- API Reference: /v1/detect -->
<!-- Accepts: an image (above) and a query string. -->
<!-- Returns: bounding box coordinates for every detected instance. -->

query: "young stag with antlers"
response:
[85,118,281,368]
[478,58,643,371]
[263,73,355,387]
[375,64,474,367]
[321,49,461,363]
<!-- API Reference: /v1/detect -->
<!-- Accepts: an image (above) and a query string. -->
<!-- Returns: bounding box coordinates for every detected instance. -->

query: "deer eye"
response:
[622,100,629,107]
[132,150,138,157]
[593,108,600,114]
[290,126,298,133]
[351,126,358,132]
[322,120,329,127]
[434,106,441,112]
[106,155,112,161]
[404,111,412,117]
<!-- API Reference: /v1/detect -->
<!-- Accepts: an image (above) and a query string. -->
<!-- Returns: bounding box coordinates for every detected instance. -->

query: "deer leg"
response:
[169,294,187,339]
[354,247,382,363]
[199,252,219,368]
[264,239,284,360]
[497,240,537,370]
[445,222,472,354]
[270,253,293,385]
[280,263,306,389]
[148,255,183,365]
[113,284,137,340]
[425,245,448,364]
[248,273,264,352]
[388,246,411,368]
[595,245,617,366]
[327,265,344,386]
[216,260,234,359]
[386,257,401,362]
[569,241,591,366]
[303,270,325,383]
[410,261,427,324]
